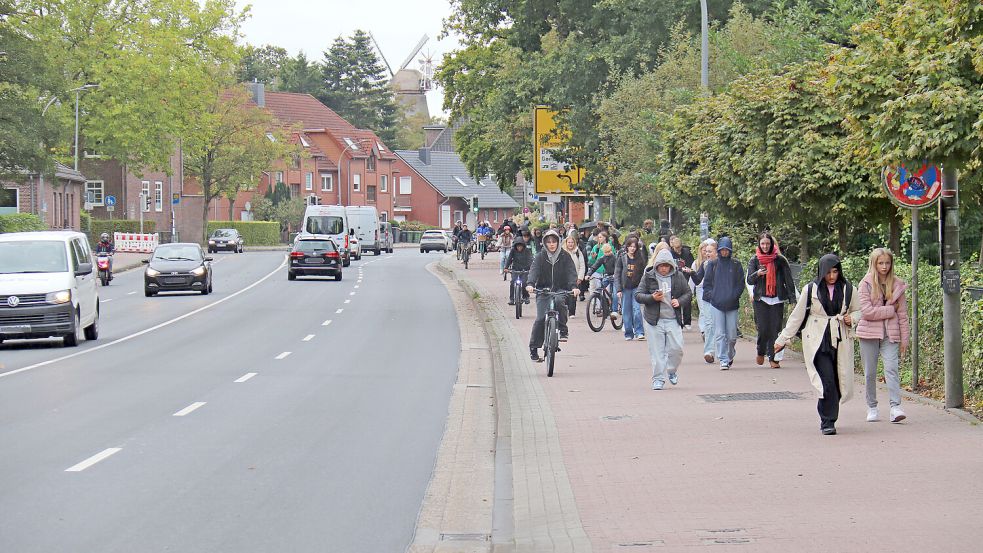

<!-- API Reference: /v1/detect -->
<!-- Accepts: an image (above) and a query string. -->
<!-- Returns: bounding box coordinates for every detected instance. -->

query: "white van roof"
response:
[0,230,87,242]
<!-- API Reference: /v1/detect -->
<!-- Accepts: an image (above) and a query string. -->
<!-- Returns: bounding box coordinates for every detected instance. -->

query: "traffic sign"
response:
[106,205,115,212]
[105,195,116,207]
[882,163,943,209]
[534,107,585,195]
[172,193,180,205]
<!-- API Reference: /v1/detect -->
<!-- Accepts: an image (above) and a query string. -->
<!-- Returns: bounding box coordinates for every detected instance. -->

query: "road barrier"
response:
[114,232,159,253]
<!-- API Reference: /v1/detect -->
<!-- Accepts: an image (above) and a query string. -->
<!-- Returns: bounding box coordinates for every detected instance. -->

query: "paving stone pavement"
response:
[452,253,983,553]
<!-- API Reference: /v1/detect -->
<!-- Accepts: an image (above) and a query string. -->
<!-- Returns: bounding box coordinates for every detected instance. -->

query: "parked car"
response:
[143,243,213,296]
[349,234,362,261]
[0,231,99,347]
[346,206,382,256]
[207,228,243,253]
[420,229,452,253]
[301,205,354,267]
[288,237,343,281]
[379,221,394,253]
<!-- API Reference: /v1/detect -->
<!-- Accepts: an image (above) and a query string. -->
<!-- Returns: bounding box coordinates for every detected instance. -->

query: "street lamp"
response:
[72,84,100,171]
[700,0,709,91]
[337,138,368,206]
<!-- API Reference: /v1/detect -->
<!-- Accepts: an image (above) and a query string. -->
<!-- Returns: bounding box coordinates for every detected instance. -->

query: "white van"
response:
[345,206,382,256]
[0,231,100,347]
[301,205,355,267]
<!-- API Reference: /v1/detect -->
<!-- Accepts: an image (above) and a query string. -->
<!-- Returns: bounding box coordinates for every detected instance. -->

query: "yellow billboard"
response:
[534,107,584,195]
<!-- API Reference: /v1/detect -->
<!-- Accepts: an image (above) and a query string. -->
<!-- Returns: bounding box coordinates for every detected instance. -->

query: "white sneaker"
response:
[866,407,879,422]
[890,406,907,423]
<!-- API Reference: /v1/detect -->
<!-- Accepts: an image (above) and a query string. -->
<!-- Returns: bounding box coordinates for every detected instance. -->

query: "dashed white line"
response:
[102,298,115,303]
[344,299,350,304]
[302,334,315,341]
[173,402,207,417]
[349,292,355,296]
[322,319,332,326]
[65,448,122,472]
[275,351,292,360]
[335,308,344,314]
[234,373,257,383]
[126,291,136,295]
[354,285,359,289]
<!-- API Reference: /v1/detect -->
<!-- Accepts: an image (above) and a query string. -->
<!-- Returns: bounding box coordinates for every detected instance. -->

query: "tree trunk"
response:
[202,197,211,244]
[799,220,809,263]
[837,220,849,254]
[227,195,235,222]
[889,209,902,255]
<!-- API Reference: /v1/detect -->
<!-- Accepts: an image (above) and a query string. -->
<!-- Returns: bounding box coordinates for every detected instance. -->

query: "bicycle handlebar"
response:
[532,288,574,296]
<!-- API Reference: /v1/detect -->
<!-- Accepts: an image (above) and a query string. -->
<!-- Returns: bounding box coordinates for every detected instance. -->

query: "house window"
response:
[352,173,361,192]
[154,181,163,212]
[85,180,105,206]
[0,187,18,215]
[141,181,151,212]
[454,210,463,224]
[305,172,313,191]
[399,176,412,195]
[380,211,388,222]
[367,153,377,171]
[493,209,499,223]
[276,171,284,184]
[380,175,388,193]
[367,185,376,202]
[321,174,333,191]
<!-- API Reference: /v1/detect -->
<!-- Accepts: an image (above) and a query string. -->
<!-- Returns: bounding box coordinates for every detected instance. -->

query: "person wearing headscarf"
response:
[746,232,797,368]
[701,237,745,370]
[526,230,578,361]
[775,254,861,435]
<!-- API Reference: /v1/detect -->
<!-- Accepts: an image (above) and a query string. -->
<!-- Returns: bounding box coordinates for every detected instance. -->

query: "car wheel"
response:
[420,249,425,253]
[335,272,343,281]
[288,271,296,281]
[208,280,213,293]
[144,289,155,297]
[83,306,99,341]
[63,311,82,347]
[201,283,210,295]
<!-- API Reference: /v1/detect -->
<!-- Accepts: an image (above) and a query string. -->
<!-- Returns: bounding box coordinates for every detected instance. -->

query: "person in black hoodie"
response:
[669,235,696,328]
[746,232,798,368]
[526,230,578,361]
[701,236,745,369]
[505,238,533,305]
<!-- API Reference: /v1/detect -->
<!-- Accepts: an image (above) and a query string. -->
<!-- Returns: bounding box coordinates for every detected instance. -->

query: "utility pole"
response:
[700,0,709,91]
[910,209,919,389]
[940,169,963,408]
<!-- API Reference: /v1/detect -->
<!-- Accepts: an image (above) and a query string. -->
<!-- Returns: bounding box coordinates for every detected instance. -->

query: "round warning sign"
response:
[881,163,943,209]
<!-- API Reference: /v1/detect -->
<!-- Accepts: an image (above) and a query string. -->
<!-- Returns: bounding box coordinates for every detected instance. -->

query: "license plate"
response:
[0,325,31,333]
[164,277,186,284]
[306,258,324,264]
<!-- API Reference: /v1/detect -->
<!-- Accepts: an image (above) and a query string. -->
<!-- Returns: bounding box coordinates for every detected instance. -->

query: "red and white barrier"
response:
[114,232,159,253]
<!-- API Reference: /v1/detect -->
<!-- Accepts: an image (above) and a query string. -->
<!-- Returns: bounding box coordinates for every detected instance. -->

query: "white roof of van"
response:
[0,230,86,242]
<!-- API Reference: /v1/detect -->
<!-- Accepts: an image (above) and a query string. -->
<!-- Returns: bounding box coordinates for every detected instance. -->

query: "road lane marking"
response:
[1,257,287,380]
[127,291,136,295]
[322,319,332,326]
[102,298,115,303]
[302,334,315,341]
[354,285,359,289]
[335,308,343,314]
[65,448,123,472]
[349,292,355,296]
[275,351,292,360]
[234,373,257,383]
[173,402,206,417]
[344,299,350,304]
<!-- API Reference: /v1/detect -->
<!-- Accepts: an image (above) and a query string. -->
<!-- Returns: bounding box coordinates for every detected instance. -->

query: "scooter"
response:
[96,253,113,286]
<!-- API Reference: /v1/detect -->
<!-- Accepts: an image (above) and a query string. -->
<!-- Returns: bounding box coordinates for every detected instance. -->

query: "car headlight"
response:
[208,240,215,244]
[191,266,207,276]
[46,290,71,304]
[146,268,161,277]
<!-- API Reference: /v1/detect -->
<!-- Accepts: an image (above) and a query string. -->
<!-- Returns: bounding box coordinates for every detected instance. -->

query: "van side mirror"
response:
[76,262,93,276]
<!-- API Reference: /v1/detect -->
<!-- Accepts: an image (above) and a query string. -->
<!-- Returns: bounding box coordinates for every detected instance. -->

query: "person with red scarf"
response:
[746,232,798,368]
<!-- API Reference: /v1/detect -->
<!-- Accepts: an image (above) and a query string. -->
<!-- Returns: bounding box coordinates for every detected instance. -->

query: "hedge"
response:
[0,213,47,233]
[396,220,439,232]
[87,219,157,246]
[206,221,281,246]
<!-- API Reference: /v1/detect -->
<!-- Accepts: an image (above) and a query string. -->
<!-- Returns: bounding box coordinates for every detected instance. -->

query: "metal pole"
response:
[910,208,919,389]
[940,169,963,408]
[74,90,80,171]
[700,0,709,91]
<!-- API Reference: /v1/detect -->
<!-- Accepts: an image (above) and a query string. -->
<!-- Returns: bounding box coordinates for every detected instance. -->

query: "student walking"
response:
[636,249,692,389]
[746,233,798,368]
[562,234,585,317]
[669,236,696,328]
[614,237,646,340]
[856,248,909,423]
[701,237,745,369]
[690,239,717,363]
[775,254,861,435]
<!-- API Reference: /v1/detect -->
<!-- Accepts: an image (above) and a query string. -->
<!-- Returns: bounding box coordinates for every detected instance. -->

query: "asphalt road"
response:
[0,249,460,552]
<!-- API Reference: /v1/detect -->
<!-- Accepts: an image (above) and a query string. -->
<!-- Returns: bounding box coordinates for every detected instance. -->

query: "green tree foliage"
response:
[278,52,322,95]
[238,44,288,86]
[319,30,400,146]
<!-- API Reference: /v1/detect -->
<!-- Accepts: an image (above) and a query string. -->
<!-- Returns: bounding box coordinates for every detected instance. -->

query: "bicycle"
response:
[461,240,472,269]
[533,288,572,377]
[586,275,624,332]
[508,270,530,319]
[478,237,488,259]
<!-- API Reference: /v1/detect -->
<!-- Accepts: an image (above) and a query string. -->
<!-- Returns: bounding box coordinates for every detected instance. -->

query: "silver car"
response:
[419,230,452,253]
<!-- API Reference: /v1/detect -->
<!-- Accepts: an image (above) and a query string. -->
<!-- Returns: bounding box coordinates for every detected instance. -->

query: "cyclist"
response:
[476,221,493,258]
[505,237,532,305]
[525,230,578,362]
[451,220,463,250]
[587,242,620,321]
[95,232,116,275]
[457,223,473,261]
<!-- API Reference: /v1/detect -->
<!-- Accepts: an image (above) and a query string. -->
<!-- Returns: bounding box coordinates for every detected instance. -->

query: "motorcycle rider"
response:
[95,232,115,279]
[525,230,578,362]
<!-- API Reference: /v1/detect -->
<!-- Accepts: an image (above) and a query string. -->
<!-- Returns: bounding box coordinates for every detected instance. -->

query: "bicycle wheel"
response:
[586,295,605,332]
[515,287,523,319]
[463,251,469,269]
[545,317,557,377]
[610,295,624,330]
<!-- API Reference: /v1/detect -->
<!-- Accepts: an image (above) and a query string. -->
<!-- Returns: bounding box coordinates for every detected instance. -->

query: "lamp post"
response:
[66,84,99,227]
[700,0,709,91]
[337,139,368,206]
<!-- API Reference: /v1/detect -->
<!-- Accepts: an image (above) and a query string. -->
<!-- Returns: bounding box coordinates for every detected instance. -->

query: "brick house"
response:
[1,162,86,230]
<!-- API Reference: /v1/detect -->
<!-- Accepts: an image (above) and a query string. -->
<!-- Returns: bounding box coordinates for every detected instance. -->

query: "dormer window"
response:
[367,153,377,171]
[299,135,310,147]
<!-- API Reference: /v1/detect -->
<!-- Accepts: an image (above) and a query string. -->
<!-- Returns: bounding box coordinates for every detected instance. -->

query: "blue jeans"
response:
[620,287,644,338]
[644,319,683,385]
[500,247,510,272]
[712,308,739,366]
[697,295,717,357]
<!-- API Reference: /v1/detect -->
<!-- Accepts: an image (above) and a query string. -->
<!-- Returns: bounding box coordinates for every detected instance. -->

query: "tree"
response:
[278,52,321,95]
[319,30,400,145]
[238,44,288,86]
[183,85,291,240]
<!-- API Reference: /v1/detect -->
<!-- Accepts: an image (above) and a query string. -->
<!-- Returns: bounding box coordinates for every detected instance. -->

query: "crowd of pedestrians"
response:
[485,214,912,435]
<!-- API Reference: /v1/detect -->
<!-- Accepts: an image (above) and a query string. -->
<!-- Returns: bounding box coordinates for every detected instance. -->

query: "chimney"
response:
[418,147,431,166]
[423,125,445,148]
[248,81,265,107]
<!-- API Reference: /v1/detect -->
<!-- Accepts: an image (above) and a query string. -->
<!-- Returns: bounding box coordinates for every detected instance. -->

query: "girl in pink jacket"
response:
[857,248,910,423]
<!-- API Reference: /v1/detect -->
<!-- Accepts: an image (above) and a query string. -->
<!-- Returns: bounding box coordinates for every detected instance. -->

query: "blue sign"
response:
[105,195,117,207]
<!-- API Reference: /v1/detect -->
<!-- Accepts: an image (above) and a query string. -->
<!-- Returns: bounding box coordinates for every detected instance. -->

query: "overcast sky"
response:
[235,0,460,115]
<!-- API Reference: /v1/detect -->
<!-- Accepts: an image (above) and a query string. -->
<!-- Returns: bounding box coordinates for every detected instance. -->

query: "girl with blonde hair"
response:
[690,239,718,363]
[856,248,910,423]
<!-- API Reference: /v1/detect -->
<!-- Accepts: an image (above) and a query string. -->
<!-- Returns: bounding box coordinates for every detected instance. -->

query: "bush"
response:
[80,210,91,232]
[0,213,47,233]
[87,219,156,246]
[398,220,438,232]
[206,221,281,246]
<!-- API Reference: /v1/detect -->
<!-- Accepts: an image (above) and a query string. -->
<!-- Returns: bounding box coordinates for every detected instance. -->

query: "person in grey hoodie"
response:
[636,249,692,390]
[701,236,745,369]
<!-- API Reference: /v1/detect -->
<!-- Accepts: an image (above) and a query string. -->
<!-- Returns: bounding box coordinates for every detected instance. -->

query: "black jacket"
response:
[671,246,695,271]
[635,267,693,326]
[528,249,578,292]
[586,254,616,278]
[613,251,645,292]
[505,245,533,272]
[746,254,797,302]
[702,256,745,311]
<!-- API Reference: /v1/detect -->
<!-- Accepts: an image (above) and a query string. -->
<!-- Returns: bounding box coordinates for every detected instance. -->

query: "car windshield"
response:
[296,240,335,253]
[212,229,236,238]
[306,216,344,235]
[0,240,69,274]
[153,245,202,261]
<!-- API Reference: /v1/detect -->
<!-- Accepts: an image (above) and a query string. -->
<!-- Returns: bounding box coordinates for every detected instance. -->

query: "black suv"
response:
[288,237,342,281]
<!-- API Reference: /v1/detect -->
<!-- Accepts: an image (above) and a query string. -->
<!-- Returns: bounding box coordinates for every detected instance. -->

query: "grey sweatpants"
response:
[860,338,901,408]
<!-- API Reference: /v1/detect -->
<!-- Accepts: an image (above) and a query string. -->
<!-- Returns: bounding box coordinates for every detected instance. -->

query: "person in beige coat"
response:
[775,254,861,435]
[563,234,585,317]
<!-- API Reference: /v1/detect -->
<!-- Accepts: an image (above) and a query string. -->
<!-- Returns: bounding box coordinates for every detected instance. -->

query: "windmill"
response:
[369,33,432,119]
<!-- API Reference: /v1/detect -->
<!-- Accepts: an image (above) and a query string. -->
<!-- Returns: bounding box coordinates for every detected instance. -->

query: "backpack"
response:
[796,282,853,338]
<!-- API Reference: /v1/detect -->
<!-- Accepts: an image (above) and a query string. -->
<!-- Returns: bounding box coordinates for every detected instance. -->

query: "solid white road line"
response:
[322,319,332,326]
[234,373,257,383]
[65,447,123,472]
[335,308,344,314]
[1,257,287,380]
[302,334,315,341]
[275,351,292,360]
[173,402,207,417]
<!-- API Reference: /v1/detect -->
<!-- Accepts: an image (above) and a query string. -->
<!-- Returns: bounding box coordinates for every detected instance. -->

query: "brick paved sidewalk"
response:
[461,254,983,553]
